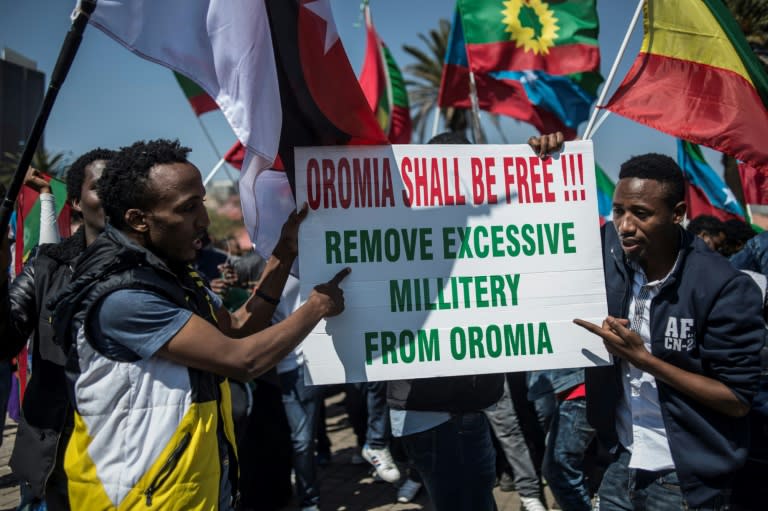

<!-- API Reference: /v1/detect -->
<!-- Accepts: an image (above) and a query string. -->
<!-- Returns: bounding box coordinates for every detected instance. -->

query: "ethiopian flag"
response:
[457,0,600,76]
[606,0,768,171]
[359,5,412,143]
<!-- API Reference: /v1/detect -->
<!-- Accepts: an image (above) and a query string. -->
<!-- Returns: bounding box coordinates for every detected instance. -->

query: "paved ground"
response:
[0,391,556,511]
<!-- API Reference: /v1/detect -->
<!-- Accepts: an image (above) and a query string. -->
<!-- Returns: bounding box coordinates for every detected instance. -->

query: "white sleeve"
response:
[38,193,61,244]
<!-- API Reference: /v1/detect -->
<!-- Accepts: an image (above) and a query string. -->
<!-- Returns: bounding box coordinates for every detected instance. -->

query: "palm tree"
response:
[1,147,69,188]
[402,19,468,142]
[722,0,768,206]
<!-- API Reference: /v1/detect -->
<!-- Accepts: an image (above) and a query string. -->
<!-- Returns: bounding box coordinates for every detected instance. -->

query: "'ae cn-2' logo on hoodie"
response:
[664,317,695,352]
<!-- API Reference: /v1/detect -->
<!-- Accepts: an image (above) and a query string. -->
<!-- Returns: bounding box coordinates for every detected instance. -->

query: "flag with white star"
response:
[677,139,745,221]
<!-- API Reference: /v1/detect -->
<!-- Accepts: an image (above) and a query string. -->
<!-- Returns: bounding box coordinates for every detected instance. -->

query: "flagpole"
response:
[588,110,612,139]
[431,104,441,138]
[582,0,644,140]
[468,71,487,144]
[0,0,97,236]
[203,157,227,187]
[195,116,239,187]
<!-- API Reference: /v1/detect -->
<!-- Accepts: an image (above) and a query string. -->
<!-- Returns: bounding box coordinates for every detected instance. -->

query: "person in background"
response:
[720,218,757,257]
[685,215,726,253]
[0,149,115,511]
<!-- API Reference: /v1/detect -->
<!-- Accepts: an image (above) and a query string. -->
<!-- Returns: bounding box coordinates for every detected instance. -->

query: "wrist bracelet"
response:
[254,289,280,305]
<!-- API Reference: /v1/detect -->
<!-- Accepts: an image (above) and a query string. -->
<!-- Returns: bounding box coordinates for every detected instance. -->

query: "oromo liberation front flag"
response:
[359,5,412,144]
[606,0,768,171]
[677,140,745,222]
[457,0,600,76]
[439,7,600,139]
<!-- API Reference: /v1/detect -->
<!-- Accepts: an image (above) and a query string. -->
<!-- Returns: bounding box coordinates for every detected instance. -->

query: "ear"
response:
[70,198,82,213]
[125,208,149,233]
[672,200,686,225]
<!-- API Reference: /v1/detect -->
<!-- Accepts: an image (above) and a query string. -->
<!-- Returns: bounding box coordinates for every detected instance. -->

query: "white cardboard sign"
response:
[294,141,611,384]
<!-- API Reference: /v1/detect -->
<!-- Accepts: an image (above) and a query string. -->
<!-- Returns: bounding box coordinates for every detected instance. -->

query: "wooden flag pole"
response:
[0,0,97,236]
[582,0,645,140]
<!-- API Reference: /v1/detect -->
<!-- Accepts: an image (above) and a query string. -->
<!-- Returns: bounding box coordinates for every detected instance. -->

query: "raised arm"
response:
[215,204,307,337]
[159,267,350,381]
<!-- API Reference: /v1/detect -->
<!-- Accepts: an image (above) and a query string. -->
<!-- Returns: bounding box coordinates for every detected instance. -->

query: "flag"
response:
[90,0,281,171]
[739,163,768,207]
[438,8,600,139]
[605,0,768,171]
[595,163,614,225]
[456,0,600,76]
[173,72,218,116]
[223,141,246,171]
[359,5,412,144]
[677,140,745,221]
[15,177,70,274]
[241,0,386,255]
[88,0,386,253]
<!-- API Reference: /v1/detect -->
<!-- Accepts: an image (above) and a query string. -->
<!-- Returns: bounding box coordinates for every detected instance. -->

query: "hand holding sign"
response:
[273,202,309,260]
[528,132,565,159]
[309,267,351,318]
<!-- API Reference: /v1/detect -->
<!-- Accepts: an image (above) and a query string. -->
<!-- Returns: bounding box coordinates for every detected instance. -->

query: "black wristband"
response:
[254,289,280,306]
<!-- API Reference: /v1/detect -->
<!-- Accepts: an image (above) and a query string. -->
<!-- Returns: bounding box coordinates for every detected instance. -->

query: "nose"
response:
[616,213,635,236]
[199,206,211,230]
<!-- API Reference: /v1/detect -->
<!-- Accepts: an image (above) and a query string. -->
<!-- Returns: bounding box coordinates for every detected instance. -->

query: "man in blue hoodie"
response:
[569,153,764,510]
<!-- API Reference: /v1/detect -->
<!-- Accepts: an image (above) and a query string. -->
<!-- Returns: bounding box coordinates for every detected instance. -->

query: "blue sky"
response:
[0,0,722,183]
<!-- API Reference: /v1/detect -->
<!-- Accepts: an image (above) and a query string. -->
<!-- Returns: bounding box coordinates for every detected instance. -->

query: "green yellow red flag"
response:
[457,0,600,76]
[606,0,768,171]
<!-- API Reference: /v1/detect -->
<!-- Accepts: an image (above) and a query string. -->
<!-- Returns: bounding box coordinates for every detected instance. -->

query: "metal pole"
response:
[0,0,98,235]
[203,157,227,187]
[468,71,486,144]
[582,0,644,140]
[195,116,238,187]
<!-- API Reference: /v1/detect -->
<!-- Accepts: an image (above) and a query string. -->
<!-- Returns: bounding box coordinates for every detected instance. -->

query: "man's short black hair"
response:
[98,139,191,229]
[686,215,725,236]
[618,153,685,208]
[428,131,470,145]
[65,148,115,202]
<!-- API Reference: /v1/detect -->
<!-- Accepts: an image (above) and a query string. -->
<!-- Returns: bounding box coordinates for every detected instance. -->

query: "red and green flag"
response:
[457,0,600,76]
[15,176,70,274]
[173,71,218,116]
[606,0,768,171]
[359,5,412,143]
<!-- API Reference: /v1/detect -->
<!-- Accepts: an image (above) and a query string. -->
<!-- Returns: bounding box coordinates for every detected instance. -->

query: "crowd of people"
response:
[0,132,765,511]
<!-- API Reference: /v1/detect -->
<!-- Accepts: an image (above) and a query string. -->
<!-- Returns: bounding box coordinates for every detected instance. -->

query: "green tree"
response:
[1,147,69,188]
[402,18,468,141]
[722,0,768,205]
[402,18,510,143]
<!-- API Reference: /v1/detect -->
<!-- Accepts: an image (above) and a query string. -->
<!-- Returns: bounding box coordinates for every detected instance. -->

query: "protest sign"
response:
[295,141,611,384]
